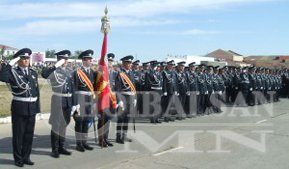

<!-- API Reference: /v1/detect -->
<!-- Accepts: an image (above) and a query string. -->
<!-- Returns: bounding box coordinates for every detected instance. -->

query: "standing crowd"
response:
[0,48,288,167]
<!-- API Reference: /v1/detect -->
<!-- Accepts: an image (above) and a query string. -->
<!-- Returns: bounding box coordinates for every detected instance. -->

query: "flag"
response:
[96,33,117,112]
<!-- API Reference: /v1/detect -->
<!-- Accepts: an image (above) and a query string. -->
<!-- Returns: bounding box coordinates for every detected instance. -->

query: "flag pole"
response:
[99,5,110,148]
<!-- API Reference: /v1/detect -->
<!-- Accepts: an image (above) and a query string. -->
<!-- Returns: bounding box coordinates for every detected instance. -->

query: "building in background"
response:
[0,44,18,58]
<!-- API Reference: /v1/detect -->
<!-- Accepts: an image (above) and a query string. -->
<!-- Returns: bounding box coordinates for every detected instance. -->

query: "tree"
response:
[71,50,82,59]
[0,47,5,60]
[45,49,56,58]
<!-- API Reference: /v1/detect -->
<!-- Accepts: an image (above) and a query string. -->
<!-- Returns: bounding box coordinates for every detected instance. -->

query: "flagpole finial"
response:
[101,5,110,34]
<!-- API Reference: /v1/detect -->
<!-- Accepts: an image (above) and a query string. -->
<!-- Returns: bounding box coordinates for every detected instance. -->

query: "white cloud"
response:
[182,29,220,35]
[0,0,273,19]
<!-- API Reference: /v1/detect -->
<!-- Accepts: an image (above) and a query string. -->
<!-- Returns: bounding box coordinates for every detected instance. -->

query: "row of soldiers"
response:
[0,48,287,167]
[128,59,285,124]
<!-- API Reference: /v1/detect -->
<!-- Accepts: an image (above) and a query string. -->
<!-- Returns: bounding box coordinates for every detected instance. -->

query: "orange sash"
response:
[119,72,136,95]
[77,68,96,99]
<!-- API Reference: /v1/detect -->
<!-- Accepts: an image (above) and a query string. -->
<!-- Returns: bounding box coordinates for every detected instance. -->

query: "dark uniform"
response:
[162,60,178,122]
[115,55,136,144]
[185,62,198,118]
[175,61,188,120]
[197,65,208,115]
[248,67,256,106]
[72,50,96,151]
[0,48,40,167]
[41,50,75,158]
[145,61,163,123]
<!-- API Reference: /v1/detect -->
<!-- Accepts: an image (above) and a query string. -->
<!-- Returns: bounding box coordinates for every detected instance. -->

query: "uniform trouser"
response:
[74,117,90,145]
[98,112,111,140]
[117,95,134,135]
[211,92,221,113]
[162,95,173,118]
[225,87,232,103]
[185,92,197,116]
[232,88,239,104]
[178,94,186,118]
[12,113,36,163]
[248,91,255,106]
[197,94,206,115]
[51,108,70,152]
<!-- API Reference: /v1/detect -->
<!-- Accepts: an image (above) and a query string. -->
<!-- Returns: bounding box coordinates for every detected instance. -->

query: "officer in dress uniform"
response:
[255,67,264,105]
[145,60,163,123]
[0,48,40,167]
[239,67,250,106]
[248,66,256,106]
[72,50,96,151]
[175,61,188,120]
[115,55,137,144]
[197,64,208,115]
[41,50,76,158]
[185,62,198,118]
[132,60,142,116]
[162,60,178,122]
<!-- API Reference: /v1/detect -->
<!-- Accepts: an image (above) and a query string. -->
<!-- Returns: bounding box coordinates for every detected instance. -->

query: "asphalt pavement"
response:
[1,99,289,169]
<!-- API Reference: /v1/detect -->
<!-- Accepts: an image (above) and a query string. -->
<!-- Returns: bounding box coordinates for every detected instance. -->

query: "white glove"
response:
[219,91,222,95]
[186,91,190,96]
[55,59,65,68]
[9,57,20,66]
[118,101,124,111]
[205,91,209,95]
[174,91,179,96]
[71,104,80,115]
[261,87,263,90]
[196,91,200,95]
[133,99,137,107]
[235,87,238,90]
[212,90,215,94]
[163,92,168,96]
[250,88,253,91]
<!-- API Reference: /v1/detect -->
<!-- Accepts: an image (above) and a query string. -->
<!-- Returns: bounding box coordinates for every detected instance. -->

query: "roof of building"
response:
[0,44,18,51]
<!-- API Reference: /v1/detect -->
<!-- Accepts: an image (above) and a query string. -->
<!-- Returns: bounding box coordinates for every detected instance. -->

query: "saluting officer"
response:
[115,55,137,144]
[41,50,76,158]
[0,48,40,167]
[72,50,96,151]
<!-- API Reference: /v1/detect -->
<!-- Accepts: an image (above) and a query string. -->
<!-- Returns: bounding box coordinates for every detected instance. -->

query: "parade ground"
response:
[1,99,289,169]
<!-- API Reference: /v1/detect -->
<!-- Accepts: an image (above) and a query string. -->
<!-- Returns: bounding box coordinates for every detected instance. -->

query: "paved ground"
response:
[1,99,289,169]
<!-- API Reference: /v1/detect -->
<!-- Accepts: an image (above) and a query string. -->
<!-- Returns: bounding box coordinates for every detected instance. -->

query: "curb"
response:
[0,113,50,124]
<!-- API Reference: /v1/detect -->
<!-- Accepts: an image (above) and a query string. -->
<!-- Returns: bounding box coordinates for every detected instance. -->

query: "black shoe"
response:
[51,150,59,158]
[105,139,114,147]
[76,145,85,152]
[83,144,94,150]
[23,159,34,165]
[14,161,24,167]
[164,117,170,123]
[116,136,124,144]
[59,148,71,155]
[155,119,162,123]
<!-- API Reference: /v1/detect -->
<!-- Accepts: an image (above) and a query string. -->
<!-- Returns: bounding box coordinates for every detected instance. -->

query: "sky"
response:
[0,0,288,62]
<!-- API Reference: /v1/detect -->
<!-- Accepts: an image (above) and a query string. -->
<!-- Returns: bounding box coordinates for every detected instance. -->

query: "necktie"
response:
[87,69,90,75]
[24,69,28,76]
